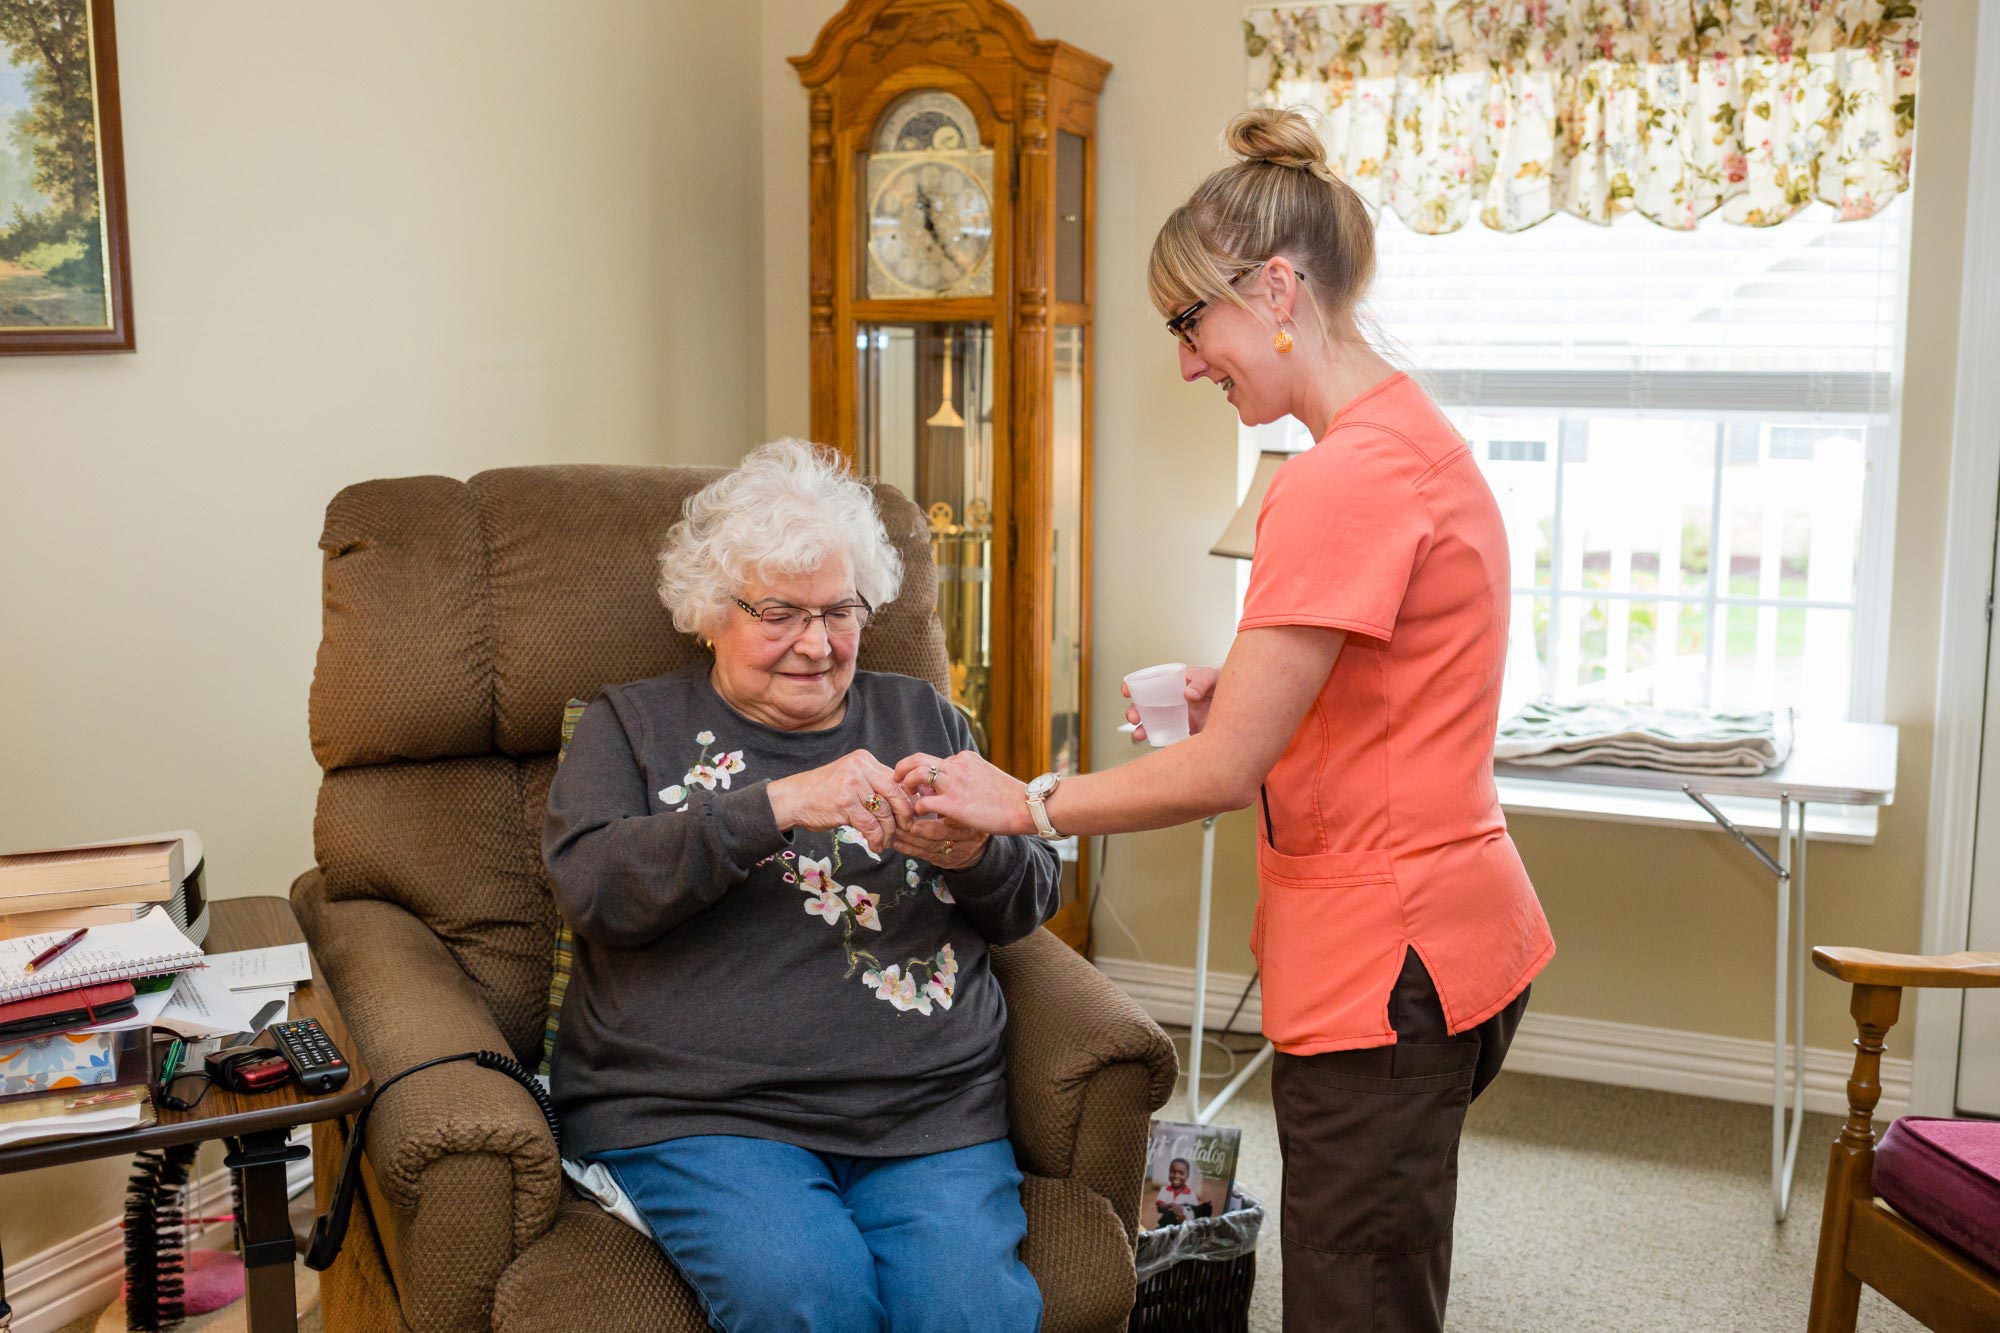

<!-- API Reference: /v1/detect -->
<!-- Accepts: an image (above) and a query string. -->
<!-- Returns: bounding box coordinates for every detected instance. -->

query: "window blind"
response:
[1367,202,1906,411]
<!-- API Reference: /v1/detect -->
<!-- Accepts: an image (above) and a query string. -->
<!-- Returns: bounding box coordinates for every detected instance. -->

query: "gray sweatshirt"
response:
[543,664,1062,1161]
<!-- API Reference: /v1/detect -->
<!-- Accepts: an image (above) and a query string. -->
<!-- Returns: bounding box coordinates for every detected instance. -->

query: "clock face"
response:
[868,158,993,298]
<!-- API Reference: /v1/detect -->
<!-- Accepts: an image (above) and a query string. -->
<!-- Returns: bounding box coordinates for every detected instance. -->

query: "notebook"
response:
[0,908,204,1005]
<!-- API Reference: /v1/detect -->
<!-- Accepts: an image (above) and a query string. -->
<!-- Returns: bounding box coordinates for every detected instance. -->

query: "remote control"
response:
[268,1018,350,1094]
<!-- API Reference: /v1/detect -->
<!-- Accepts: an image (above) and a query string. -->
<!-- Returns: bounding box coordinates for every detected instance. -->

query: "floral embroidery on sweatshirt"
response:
[756,838,957,1016]
[671,727,959,1017]
[657,729,746,811]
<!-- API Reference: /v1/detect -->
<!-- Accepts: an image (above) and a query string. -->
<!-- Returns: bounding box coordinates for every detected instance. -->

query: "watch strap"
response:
[1025,773,1063,841]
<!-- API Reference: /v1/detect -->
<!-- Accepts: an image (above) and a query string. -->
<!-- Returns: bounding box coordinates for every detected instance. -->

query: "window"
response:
[1245,202,1906,724]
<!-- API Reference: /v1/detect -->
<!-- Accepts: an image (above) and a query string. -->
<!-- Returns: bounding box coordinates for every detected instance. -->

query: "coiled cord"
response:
[305,1049,560,1271]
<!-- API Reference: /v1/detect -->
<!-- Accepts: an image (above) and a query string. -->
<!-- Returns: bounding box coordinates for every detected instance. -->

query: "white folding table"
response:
[1494,719,1899,1221]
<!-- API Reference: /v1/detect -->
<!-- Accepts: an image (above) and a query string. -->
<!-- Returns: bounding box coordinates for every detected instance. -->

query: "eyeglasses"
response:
[1165,261,1302,352]
[733,595,874,641]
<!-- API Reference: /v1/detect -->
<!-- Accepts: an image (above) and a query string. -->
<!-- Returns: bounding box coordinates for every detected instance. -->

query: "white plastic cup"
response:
[1124,663,1191,747]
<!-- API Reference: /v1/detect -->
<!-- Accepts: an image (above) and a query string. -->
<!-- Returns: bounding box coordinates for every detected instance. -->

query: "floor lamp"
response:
[1184,449,1291,1123]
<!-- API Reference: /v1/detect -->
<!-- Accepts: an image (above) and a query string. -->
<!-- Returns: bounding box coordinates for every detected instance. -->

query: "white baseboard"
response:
[6,1139,312,1333]
[1095,956,1911,1121]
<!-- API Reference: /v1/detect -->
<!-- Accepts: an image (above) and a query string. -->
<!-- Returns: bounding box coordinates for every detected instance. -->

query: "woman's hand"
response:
[1123,665,1220,744]
[893,750,1034,838]
[767,750,914,854]
[890,811,989,873]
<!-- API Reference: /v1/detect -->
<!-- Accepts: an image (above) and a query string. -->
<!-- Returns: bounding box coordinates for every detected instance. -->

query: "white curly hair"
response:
[658,439,905,639]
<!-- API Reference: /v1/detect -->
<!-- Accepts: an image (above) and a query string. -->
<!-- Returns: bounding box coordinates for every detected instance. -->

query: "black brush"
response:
[123,1143,198,1331]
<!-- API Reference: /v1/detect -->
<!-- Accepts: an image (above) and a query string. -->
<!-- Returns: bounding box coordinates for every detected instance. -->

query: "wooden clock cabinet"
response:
[792,0,1107,951]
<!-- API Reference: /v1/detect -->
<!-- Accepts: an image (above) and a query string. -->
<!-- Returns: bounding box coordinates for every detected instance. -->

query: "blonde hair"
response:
[657,439,904,637]
[1147,107,1375,346]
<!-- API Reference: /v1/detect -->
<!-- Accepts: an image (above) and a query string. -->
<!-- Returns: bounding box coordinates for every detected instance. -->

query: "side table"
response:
[1495,718,1898,1221]
[0,896,372,1331]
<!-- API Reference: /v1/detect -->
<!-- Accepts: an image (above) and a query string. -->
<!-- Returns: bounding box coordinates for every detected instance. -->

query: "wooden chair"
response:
[1807,946,2000,1332]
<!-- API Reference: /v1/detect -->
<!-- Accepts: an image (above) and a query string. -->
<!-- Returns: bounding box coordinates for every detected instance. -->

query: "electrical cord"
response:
[1089,830,1265,1082]
[305,1049,560,1271]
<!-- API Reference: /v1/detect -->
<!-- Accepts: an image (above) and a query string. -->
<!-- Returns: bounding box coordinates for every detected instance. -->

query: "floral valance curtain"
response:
[1245,0,1921,232]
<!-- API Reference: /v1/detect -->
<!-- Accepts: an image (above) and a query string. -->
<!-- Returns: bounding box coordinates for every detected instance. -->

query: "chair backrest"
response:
[307,464,950,1061]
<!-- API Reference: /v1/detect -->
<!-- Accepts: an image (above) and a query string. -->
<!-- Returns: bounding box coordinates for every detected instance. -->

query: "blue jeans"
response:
[594,1135,1042,1333]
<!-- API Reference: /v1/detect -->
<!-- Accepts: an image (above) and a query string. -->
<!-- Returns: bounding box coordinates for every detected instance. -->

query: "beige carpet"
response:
[1171,1029,1925,1331]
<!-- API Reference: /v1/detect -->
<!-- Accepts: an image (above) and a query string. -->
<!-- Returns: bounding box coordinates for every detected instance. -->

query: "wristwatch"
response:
[1024,772,1065,842]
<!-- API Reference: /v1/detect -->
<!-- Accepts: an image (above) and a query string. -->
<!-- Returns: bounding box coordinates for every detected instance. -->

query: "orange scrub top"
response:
[1240,372,1554,1056]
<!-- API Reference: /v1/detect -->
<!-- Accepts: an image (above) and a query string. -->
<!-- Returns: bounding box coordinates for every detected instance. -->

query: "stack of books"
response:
[0,836,211,1147]
[0,831,208,946]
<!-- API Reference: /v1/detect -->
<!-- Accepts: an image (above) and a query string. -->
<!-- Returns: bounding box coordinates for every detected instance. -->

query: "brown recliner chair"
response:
[290,465,1177,1331]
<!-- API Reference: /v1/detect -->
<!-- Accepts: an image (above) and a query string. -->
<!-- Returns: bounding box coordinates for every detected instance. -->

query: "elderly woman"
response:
[542,439,1056,1333]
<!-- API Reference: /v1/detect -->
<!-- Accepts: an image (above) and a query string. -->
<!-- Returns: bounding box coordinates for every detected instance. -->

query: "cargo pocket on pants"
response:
[1273,1039,1479,1258]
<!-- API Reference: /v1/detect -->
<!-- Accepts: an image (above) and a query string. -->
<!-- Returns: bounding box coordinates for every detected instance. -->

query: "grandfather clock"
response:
[792,1,1106,952]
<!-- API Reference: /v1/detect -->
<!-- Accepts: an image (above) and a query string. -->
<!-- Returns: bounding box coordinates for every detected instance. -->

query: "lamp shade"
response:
[1210,450,1293,560]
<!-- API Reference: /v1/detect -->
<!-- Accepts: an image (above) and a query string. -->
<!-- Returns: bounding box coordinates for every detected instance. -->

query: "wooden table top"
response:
[0,895,371,1173]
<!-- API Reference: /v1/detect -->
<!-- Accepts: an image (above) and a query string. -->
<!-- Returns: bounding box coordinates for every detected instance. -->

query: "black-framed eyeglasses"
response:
[733,595,874,640]
[1165,260,1301,352]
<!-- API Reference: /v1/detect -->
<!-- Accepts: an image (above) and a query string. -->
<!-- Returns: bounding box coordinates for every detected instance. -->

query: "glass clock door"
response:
[856,322,998,750]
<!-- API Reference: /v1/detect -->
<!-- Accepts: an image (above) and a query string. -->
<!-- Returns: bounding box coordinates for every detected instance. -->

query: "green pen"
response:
[159,1038,185,1086]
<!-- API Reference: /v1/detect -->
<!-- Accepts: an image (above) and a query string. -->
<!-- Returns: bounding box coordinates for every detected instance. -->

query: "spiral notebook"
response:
[0,907,204,1005]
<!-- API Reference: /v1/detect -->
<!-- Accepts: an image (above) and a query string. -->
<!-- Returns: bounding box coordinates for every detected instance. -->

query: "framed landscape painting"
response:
[0,0,130,353]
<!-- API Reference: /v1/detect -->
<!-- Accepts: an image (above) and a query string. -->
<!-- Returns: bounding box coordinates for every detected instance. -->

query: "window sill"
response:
[1497,775,1880,845]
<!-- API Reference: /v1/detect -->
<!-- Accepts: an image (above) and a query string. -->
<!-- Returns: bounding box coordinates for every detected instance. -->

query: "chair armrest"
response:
[292,872,563,1324]
[1812,947,2000,989]
[992,929,1177,1237]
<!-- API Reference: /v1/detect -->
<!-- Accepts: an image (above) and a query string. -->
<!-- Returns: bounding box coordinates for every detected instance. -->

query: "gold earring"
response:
[1274,321,1294,354]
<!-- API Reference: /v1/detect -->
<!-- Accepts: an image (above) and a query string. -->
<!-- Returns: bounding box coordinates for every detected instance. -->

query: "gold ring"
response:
[928,764,941,785]
[944,841,954,858]
[865,794,883,814]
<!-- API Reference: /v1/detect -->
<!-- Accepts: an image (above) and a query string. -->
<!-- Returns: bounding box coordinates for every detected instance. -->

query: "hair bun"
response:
[1225,107,1336,183]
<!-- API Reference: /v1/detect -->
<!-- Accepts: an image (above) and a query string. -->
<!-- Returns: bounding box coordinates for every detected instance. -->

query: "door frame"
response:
[1911,0,2000,1116]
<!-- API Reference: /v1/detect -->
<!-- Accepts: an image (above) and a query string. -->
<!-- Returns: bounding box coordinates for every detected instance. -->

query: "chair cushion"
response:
[311,465,950,769]
[1873,1115,2000,1275]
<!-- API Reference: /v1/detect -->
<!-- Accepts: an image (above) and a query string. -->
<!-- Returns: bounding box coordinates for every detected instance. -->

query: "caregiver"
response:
[895,107,1554,1332]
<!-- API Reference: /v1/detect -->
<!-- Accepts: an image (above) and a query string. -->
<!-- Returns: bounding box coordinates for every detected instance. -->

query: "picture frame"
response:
[0,0,132,354]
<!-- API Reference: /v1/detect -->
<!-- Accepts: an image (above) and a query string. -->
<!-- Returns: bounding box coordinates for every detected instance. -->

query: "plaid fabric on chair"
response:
[539,698,589,1076]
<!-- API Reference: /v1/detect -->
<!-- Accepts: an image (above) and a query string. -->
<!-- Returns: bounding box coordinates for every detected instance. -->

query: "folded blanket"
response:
[1496,702,1793,776]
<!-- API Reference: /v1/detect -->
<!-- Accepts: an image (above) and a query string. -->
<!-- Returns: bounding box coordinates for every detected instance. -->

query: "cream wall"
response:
[759,0,1983,1060]
[0,0,762,1274]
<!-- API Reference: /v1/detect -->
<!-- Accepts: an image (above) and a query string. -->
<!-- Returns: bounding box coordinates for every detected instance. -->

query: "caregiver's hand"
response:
[893,750,1034,838]
[1123,665,1219,744]
[768,750,914,854]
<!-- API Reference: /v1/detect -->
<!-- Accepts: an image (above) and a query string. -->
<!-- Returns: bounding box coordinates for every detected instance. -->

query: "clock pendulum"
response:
[928,337,965,430]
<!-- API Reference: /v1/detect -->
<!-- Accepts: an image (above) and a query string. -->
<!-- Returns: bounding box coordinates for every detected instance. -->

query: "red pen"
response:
[24,928,88,974]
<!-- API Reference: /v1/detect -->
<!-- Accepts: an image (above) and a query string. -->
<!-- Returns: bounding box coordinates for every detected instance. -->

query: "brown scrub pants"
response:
[1271,948,1529,1331]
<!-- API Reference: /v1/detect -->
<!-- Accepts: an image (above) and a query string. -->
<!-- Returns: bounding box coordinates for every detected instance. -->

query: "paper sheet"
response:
[208,943,311,992]
[231,986,292,1031]
[154,966,259,1039]
[0,1098,146,1148]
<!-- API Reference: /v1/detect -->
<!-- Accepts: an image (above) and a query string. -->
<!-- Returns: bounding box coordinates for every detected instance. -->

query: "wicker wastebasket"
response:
[1128,1190,1265,1332]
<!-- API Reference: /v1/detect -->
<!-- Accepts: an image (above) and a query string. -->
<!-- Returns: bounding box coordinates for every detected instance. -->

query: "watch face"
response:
[868,158,993,298]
